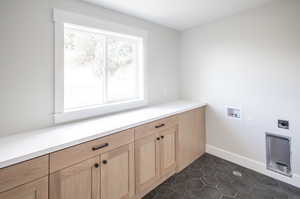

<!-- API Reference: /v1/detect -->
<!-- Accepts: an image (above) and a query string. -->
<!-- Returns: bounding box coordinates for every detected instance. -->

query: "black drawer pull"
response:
[92,143,109,151]
[155,124,165,128]
[102,160,108,164]
[161,136,164,139]
[94,163,99,168]
[156,137,160,141]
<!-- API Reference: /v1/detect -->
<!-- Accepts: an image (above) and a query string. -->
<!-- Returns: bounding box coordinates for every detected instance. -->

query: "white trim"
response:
[53,9,148,38]
[53,9,149,124]
[54,99,148,124]
[54,21,64,114]
[206,144,300,188]
[141,34,148,107]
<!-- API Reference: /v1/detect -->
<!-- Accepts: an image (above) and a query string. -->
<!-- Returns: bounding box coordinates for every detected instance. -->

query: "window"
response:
[64,24,142,109]
[54,9,147,123]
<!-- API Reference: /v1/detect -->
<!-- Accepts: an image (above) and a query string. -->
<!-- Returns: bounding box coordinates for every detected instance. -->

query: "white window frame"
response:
[53,9,148,124]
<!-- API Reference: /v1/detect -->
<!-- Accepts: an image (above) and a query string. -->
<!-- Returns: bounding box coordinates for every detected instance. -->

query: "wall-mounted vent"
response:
[266,133,292,177]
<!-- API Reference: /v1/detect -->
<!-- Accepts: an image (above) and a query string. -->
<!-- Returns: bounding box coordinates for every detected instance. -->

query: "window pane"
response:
[106,37,139,102]
[64,26,105,110]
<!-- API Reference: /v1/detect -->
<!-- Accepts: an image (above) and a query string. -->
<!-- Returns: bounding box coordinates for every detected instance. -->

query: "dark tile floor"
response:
[143,154,300,199]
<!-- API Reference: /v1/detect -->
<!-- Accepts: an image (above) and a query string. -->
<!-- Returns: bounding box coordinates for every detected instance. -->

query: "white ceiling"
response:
[84,0,275,31]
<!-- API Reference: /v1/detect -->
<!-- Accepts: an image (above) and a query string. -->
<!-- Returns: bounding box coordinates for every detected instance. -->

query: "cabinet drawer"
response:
[0,155,49,193]
[50,129,134,172]
[135,116,178,140]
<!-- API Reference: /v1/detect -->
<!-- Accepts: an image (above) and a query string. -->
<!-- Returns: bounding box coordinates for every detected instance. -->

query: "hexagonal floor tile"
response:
[202,175,219,187]
[217,182,238,197]
[192,187,221,199]
[143,154,300,199]
[231,179,253,194]
[236,193,253,199]
[185,178,205,196]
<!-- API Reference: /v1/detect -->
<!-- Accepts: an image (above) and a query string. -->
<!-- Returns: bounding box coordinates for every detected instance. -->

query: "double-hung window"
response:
[54,9,147,123]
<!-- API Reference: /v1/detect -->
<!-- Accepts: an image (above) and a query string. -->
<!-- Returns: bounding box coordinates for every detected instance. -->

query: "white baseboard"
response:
[206,144,300,188]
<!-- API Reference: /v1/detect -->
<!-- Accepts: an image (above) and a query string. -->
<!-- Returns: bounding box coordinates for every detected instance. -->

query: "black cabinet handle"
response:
[94,163,99,168]
[92,143,109,151]
[156,137,160,141]
[161,136,164,139]
[102,160,108,164]
[155,124,165,128]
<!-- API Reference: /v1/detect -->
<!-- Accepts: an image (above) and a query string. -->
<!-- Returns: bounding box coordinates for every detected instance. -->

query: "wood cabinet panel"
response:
[0,177,48,199]
[177,107,206,172]
[2,107,205,199]
[49,157,100,199]
[159,128,177,178]
[194,107,206,158]
[135,133,160,195]
[134,127,178,198]
[100,143,134,199]
[0,155,49,193]
[135,116,178,140]
[50,129,134,172]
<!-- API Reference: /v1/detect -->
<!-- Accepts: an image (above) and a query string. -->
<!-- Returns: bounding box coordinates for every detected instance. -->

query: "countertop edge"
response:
[0,101,206,168]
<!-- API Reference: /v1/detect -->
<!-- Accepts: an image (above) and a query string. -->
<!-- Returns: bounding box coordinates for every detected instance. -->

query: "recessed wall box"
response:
[266,133,292,177]
[227,107,241,119]
[278,120,289,130]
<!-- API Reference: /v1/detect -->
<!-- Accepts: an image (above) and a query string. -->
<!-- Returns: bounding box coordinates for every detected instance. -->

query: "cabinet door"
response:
[0,177,48,199]
[50,157,100,199]
[100,143,134,199]
[159,128,177,178]
[177,108,206,172]
[135,133,160,194]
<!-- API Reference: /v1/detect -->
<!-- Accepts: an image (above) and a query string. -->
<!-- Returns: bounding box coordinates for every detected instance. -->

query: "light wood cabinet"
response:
[195,107,206,156]
[0,156,49,193]
[2,107,205,199]
[0,177,48,199]
[50,129,134,173]
[159,128,177,178]
[177,107,206,172]
[50,156,101,199]
[135,133,160,195]
[135,127,177,197]
[100,143,135,199]
[50,143,135,199]
[135,116,178,140]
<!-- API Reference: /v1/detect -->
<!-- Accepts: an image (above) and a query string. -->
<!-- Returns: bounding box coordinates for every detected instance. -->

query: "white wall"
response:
[0,0,180,137]
[180,0,300,181]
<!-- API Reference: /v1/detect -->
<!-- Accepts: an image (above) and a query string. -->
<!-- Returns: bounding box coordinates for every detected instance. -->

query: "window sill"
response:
[54,99,147,124]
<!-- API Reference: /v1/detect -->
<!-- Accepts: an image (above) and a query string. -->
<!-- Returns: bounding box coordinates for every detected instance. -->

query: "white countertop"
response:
[0,100,206,168]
